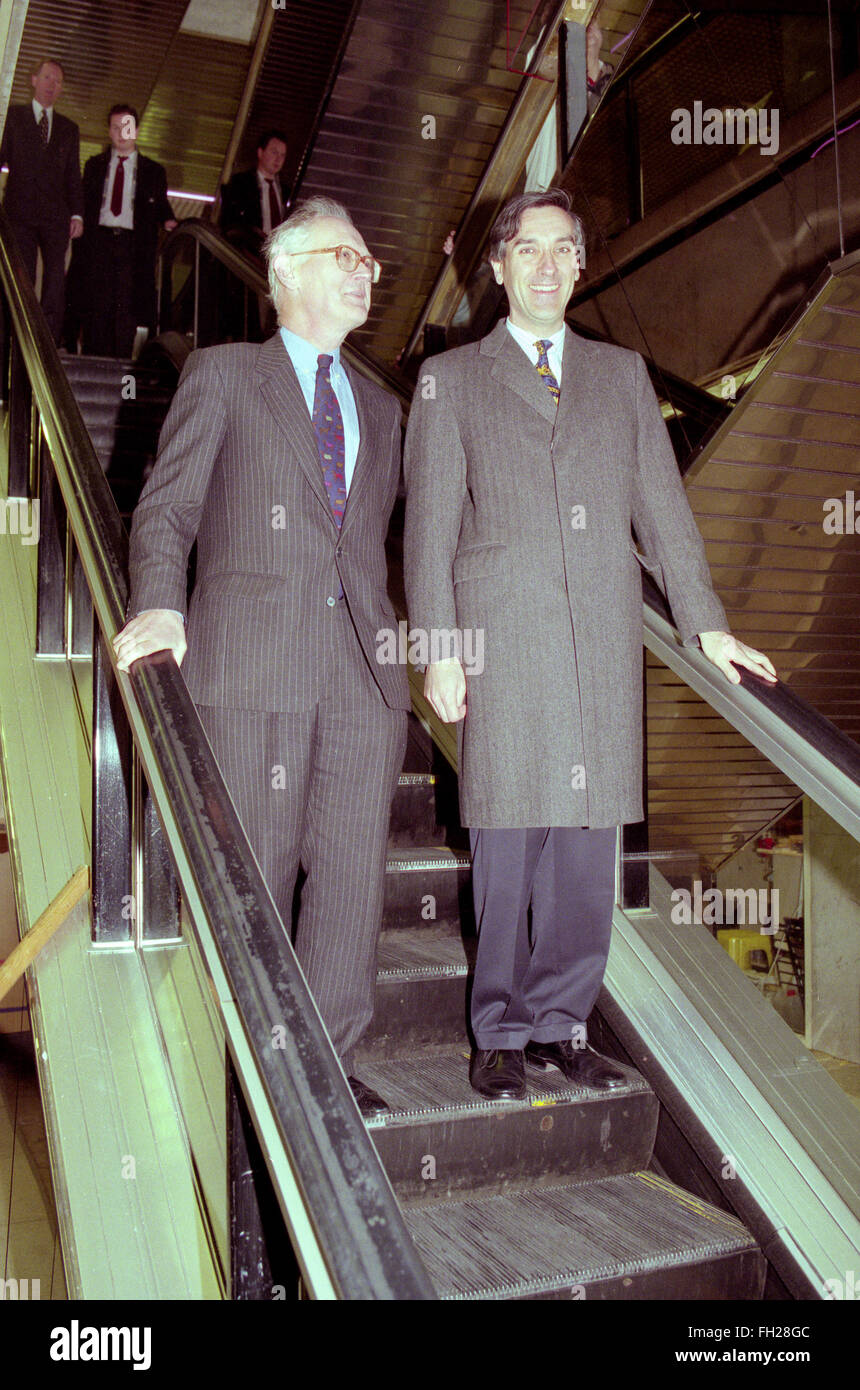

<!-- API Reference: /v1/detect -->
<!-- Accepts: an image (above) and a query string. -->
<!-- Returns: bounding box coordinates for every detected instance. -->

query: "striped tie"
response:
[38,109,49,146]
[534,338,560,405]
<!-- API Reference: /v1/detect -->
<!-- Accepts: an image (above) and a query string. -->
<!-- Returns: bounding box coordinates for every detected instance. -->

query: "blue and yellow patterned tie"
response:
[312,353,346,526]
[534,338,560,406]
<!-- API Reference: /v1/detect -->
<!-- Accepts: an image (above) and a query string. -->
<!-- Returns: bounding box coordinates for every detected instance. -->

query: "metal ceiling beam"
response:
[0,0,27,137]
[210,0,274,217]
[402,0,600,363]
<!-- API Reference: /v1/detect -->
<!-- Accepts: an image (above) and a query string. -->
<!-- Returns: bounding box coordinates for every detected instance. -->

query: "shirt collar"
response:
[32,99,52,121]
[110,146,137,164]
[279,324,342,376]
[505,317,566,359]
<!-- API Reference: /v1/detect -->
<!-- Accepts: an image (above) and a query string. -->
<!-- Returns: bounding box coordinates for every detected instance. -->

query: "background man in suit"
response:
[404,188,777,1101]
[0,58,83,343]
[76,104,176,357]
[219,130,290,340]
[113,197,409,1117]
[220,130,290,259]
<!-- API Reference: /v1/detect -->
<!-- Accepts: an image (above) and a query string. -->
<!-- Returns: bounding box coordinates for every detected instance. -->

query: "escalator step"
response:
[384,847,472,931]
[390,772,445,846]
[404,1171,765,1300]
[362,927,471,1055]
[362,1046,657,1199]
[376,924,471,977]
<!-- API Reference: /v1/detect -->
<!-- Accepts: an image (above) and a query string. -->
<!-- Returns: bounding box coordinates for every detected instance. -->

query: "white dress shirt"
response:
[99,148,137,229]
[505,317,565,387]
[258,169,283,236]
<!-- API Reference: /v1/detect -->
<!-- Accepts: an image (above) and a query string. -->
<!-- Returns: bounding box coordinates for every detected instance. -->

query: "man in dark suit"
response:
[404,188,777,1101]
[220,130,290,259]
[75,104,176,357]
[113,197,409,1116]
[0,58,83,343]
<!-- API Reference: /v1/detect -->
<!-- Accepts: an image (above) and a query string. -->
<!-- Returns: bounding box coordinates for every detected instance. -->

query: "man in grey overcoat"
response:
[404,188,776,1100]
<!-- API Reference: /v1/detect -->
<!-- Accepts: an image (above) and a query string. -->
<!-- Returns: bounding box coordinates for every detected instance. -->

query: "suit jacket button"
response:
[335,545,343,557]
[326,596,336,607]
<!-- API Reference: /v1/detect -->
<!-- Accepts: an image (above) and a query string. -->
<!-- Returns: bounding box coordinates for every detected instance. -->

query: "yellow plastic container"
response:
[717,928,774,970]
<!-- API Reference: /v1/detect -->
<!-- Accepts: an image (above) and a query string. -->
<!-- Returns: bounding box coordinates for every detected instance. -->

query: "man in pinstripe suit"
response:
[114,197,410,1116]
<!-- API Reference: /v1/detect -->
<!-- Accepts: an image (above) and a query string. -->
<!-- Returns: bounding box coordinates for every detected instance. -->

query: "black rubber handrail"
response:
[643,579,860,794]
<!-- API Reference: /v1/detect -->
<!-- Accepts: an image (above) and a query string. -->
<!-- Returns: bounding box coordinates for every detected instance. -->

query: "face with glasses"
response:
[274,215,378,350]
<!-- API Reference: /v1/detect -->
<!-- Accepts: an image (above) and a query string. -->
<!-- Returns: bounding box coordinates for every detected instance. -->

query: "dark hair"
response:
[257,129,288,153]
[108,103,139,127]
[31,58,65,79]
[487,189,584,263]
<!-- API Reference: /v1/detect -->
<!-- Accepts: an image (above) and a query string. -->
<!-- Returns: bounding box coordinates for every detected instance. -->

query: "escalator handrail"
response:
[642,581,860,844]
[0,206,435,1301]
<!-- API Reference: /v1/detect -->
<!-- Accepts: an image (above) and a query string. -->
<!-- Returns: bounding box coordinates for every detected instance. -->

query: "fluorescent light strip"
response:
[168,190,215,203]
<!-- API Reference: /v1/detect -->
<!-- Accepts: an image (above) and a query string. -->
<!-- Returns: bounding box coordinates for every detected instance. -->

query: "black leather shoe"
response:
[347,1075,390,1118]
[525,1040,626,1090]
[469,1048,526,1100]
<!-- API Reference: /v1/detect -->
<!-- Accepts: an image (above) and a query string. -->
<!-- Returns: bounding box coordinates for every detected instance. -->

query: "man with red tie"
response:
[75,104,176,357]
[220,130,290,259]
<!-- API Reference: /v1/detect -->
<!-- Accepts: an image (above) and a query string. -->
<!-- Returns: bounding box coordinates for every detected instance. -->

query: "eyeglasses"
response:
[293,244,381,282]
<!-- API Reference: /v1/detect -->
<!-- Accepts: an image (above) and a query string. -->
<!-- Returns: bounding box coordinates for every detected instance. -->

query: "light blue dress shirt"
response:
[279,324,360,492]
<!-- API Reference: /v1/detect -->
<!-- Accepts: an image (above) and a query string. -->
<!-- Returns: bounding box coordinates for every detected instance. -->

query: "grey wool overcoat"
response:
[403,320,728,829]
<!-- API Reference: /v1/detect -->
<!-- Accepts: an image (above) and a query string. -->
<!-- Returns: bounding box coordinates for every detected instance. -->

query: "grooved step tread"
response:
[386,846,470,873]
[404,1171,760,1300]
[360,1047,650,1128]
[377,927,471,978]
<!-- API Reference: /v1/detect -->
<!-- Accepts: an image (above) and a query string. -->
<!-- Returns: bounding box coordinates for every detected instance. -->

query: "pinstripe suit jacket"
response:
[129,333,410,714]
[404,321,728,828]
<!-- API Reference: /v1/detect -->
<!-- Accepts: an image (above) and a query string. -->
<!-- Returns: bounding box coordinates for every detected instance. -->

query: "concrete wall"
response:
[805,796,860,1065]
[574,83,860,382]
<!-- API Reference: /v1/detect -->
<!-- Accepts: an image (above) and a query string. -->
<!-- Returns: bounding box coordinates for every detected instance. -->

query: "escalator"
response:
[2,209,859,1300]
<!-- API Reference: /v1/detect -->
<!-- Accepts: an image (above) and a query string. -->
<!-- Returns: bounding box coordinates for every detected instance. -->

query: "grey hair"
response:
[264,196,358,304]
[487,189,585,265]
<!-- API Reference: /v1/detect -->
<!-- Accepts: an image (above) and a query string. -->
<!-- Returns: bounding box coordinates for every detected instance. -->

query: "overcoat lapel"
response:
[255,333,336,525]
[481,318,558,428]
[553,326,603,449]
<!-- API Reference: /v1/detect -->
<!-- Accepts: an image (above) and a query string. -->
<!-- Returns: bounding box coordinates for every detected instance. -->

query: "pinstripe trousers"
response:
[198,601,406,1072]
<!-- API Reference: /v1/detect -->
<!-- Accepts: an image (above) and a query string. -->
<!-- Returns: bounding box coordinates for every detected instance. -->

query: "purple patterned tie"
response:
[312,354,346,526]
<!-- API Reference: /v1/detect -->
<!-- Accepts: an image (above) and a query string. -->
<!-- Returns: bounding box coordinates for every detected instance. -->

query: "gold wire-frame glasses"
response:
[293,244,381,282]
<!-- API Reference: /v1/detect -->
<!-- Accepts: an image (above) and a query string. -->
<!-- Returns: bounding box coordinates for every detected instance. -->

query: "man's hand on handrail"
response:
[113,609,187,673]
[699,631,777,686]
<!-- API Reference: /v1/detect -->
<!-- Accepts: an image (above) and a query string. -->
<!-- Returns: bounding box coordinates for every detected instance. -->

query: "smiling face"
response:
[273,215,374,351]
[31,62,63,109]
[490,204,581,337]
